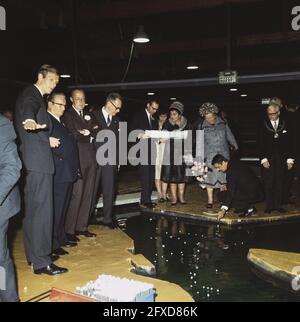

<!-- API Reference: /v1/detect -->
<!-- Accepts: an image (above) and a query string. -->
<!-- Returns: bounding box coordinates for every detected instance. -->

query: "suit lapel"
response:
[144,110,151,130]
[71,107,86,126]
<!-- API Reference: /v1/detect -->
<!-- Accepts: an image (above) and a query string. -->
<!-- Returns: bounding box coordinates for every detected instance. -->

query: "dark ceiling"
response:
[0,0,299,109]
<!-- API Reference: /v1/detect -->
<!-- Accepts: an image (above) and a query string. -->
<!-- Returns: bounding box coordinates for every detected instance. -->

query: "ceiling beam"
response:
[68,71,300,91]
[85,31,300,60]
[80,0,265,21]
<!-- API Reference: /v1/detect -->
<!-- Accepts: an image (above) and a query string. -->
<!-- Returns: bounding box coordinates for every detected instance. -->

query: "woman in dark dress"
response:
[161,101,193,206]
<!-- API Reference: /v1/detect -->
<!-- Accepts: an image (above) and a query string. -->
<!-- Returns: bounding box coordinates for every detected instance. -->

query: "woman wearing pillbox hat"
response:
[160,101,193,206]
[197,102,238,209]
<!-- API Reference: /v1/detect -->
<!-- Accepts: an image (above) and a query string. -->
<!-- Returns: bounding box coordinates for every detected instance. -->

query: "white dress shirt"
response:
[145,109,152,128]
[102,107,112,125]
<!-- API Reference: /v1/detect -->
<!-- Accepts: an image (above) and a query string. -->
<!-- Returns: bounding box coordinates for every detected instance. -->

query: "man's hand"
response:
[262,161,270,169]
[78,129,91,136]
[49,137,61,148]
[288,163,294,171]
[217,210,226,220]
[220,185,227,192]
[22,120,47,131]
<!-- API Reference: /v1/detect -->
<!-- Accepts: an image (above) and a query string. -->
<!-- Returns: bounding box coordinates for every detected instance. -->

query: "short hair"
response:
[267,103,280,113]
[47,92,66,103]
[212,154,228,166]
[106,92,122,103]
[147,99,159,106]
[38,64,59,78]
[70,88,85,97]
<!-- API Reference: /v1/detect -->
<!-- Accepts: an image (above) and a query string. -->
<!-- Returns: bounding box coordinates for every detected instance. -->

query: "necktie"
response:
[107,115,111,127]
[79,111,84,119]
[274,121,278,131]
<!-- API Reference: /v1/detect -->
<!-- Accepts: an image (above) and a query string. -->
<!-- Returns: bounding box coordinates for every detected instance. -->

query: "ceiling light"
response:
[241,94,248,97]
[147,92,155,96]
[187,65,199,70]
[170,97,177,100]
[60,74,71,79]
[133,25,150,44]
[230,88,238,92]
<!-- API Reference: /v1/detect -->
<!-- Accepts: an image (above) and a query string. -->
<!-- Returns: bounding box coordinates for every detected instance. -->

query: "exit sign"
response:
[219,70,238,84]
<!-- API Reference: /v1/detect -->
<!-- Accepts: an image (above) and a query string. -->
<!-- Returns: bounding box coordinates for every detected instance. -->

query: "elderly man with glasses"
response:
[258,103,294,213]
[130,99,159,209]
[47,92,80,259]
[62,89,98,241]
[91,93,123,229]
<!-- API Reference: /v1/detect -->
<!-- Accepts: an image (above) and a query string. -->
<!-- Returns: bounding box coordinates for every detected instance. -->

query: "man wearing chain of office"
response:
[258,102,294,213]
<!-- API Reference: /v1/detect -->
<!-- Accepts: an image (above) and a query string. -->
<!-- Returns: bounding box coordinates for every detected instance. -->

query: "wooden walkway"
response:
[248,249,300,291]
[14,225,193,302]
[141,184,300,227]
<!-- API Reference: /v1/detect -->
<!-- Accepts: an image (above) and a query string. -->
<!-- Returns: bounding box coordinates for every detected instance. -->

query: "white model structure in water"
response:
[76,274,155,302]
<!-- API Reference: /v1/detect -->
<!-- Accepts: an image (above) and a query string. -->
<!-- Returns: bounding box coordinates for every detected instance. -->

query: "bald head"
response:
[70,89,86,111]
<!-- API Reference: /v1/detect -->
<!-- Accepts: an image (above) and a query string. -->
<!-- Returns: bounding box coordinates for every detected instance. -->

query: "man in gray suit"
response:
[0,115,21,302]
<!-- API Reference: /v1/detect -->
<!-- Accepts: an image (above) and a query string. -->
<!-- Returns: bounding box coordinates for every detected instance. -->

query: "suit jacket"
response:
[92,107,120,166]
[0,116,22,221]
[257,116,294,162]
[48,113,80,183]
[62,107,97,171]
[15,85,54,174]
[224,159,263,208]
[130,109,158,163]
[130,109,158,132]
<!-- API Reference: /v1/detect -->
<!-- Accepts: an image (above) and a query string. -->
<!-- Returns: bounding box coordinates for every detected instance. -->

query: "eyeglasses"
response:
[50,101,66,108]
[151,106,159,111]
[267,112,279,116]
[110,100,122,111]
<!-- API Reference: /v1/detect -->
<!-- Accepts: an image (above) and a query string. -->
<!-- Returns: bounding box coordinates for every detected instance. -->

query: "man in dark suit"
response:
[0,115,21,302]
[258,103,294,213]
[130,99,159,209]
[15,64,67,276]
[47,92,80,255]
[62,89,98,240]
[212,154,263,220]
[91,93,122,229]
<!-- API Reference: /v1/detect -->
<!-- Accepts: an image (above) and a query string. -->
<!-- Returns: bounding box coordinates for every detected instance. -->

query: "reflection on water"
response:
[123,215,300,302]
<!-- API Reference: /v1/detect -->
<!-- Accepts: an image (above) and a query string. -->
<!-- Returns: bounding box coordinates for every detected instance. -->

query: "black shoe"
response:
[206,203,213,209]
[34,264,68,276]
[63,241,77,248]
[171,202,177,207]
[52,248,69,256]
[158,198,165,203]
[239,208,256,218]
[75,230,97,238]
[264,209,272,214]
[66,234,80,243]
